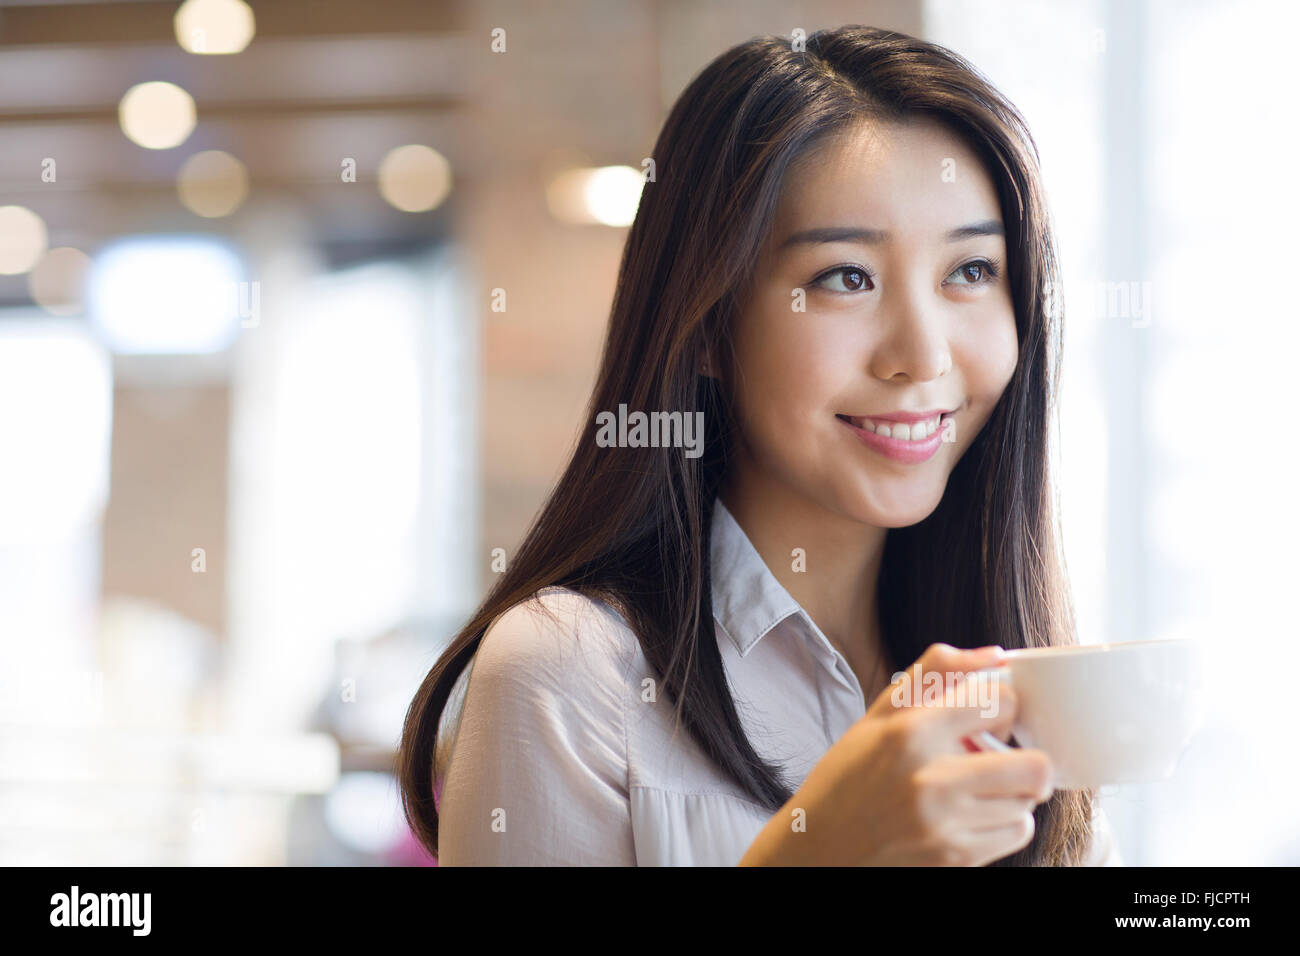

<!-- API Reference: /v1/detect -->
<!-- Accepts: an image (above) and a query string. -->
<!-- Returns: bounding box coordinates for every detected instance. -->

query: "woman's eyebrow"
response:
[779,219,1005,249]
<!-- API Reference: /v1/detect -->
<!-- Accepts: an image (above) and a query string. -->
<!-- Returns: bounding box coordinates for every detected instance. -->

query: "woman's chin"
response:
[848,487,946,528]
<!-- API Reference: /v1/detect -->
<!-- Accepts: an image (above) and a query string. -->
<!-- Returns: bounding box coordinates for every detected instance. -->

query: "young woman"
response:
[399,24,1121,866]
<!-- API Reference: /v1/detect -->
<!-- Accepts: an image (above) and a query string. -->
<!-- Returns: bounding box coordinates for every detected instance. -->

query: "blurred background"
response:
[0,0,1294,866]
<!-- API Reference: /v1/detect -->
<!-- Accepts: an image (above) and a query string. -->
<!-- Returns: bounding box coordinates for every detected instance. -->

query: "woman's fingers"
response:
[903,678,1018,754]
[876,643,1006,716]
[960,795,1040,829]
[930,750,1054,801]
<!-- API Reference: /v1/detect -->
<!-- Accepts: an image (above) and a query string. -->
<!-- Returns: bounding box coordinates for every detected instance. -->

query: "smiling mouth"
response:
[835,411,955,441]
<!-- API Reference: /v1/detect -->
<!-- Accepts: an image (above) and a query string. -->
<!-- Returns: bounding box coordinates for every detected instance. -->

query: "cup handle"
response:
[972,725,1037,750]
[972,730,1013,752]
[965,666,1036,752]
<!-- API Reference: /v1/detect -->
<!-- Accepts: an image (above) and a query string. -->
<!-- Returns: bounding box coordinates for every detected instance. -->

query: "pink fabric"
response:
[386,826,438,866]
[382,778,441,866]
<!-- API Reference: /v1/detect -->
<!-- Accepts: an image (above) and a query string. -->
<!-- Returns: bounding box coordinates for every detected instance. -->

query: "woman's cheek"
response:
[747,306,835,407]
[965,313,1019,396]
[743,382,823,476]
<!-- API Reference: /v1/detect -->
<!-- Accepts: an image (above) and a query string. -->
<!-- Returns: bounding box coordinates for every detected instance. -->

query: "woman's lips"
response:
[836,411,955,463]
[837,412,944,440]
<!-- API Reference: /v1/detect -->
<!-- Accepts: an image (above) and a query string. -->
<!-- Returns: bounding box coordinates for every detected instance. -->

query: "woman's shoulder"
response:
[475,585,644,683]
[435,586,645,793]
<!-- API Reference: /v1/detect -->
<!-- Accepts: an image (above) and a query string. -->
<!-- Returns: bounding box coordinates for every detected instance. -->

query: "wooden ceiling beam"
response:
[0,0,467,46]
[0,94,463,123]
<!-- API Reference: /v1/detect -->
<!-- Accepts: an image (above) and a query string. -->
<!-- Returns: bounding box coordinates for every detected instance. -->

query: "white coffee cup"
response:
[968,638,1205,789]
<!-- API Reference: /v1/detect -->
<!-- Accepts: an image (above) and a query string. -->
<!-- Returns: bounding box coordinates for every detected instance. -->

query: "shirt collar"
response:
[710,496,816,657]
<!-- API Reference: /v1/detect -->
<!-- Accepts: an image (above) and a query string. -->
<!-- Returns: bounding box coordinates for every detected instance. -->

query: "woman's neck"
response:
[718,468,890,694]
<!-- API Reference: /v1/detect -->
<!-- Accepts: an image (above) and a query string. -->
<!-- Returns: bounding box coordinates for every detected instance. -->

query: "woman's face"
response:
[722,116,1019,527]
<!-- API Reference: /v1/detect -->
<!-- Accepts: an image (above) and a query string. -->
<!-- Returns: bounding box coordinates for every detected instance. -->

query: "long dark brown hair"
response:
[399,24,1094,866]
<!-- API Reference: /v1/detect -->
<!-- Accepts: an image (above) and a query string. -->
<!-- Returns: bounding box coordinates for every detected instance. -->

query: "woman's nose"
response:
[867,288,953,382]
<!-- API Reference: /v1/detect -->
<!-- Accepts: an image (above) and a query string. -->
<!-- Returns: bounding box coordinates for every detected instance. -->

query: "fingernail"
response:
[982,645,1006,658]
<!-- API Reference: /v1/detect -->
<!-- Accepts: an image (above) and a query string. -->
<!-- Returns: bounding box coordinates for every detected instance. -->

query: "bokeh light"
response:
[377,145,452,213]
[178,150,251,218]
[29,247,93,316]
[175,0,256,55]
[0,205,49,275]
[545,165,644,227]
[118,81,197,150]
[88,236,245,354]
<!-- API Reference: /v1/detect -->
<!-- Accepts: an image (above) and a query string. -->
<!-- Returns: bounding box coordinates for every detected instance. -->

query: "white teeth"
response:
[850,415,942,440]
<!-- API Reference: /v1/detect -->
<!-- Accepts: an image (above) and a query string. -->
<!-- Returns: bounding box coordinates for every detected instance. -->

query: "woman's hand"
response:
[739,643,1053,866]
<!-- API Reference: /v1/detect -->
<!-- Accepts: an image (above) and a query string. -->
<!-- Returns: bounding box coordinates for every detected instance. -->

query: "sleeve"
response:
[1082,801,1124,866]
[435,591,637,865]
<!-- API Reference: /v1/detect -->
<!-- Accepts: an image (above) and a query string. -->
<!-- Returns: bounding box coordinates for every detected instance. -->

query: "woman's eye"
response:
[945,258,1001,287]
[811,266,874,293]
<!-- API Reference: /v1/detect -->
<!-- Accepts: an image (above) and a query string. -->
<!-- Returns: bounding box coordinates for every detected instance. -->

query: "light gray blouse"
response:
[434,498,1121,865]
